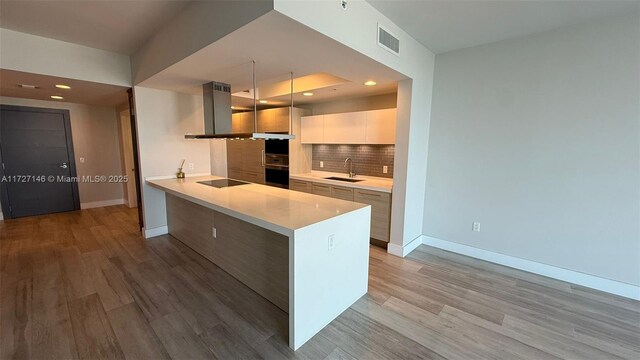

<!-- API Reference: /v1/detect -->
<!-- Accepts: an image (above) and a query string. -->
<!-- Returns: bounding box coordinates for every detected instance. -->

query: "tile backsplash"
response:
[312,145,394,178]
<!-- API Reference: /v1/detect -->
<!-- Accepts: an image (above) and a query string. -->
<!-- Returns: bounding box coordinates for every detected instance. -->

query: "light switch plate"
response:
[320,161,324,168]
[383,165,388,174]
[188,162,194,170]
[472,222,481,232]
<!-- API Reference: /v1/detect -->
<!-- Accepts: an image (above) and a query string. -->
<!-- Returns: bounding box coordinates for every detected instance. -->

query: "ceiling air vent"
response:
[378,24,400,55]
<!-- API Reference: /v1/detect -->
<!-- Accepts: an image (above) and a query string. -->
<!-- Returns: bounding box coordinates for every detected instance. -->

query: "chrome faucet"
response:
[344,158,356,178]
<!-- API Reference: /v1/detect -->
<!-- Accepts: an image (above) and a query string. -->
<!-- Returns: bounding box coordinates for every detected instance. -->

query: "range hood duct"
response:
[185,62,294,140]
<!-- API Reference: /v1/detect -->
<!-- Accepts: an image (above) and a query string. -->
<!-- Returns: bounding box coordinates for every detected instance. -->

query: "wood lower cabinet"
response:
[354,189,391,242]
[330,185,354,201]
[289,178,391,242]
[289,179,312,193]
[166,194,288,311]
[311,183,331,197]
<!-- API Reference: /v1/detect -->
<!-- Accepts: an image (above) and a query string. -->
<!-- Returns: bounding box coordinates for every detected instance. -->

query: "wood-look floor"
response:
[1,205,639,360]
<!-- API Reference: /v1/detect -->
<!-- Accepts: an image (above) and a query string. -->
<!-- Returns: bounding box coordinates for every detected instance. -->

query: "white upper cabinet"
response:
[323,112,366,144]
[300,115,324,144]
[365,108,397,144]
[300,108,397,144]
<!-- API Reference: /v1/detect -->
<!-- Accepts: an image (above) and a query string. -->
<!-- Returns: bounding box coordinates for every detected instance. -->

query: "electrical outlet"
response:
[472,222,481,232]
[328,234,335,250]
[188,162,194,170]
[320,161,324,168]
[383,165,388,174]
[212,227,217,238]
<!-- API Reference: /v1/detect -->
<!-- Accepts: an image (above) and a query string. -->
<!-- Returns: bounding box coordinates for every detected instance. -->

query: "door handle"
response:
[261,150,265,167]
[60,163,68,169]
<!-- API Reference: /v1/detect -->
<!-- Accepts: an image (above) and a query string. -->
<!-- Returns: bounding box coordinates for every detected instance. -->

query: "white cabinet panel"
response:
[300,115,324,144]
[323,112,366,144]
[366,109,397,144]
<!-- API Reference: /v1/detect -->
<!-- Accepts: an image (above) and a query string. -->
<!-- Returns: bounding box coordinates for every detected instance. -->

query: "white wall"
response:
[0,28,130,86]
[133,87,211,233]
[274,0,435,256]
[424,14,640,286]
[0,96,126,209]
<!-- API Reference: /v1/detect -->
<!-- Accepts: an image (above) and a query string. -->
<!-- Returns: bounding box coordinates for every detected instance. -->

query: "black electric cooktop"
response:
[197,179,249,188]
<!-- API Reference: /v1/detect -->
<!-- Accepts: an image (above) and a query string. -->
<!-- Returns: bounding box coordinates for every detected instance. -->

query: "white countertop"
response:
[290,171,393,193]
[146,175,369,236]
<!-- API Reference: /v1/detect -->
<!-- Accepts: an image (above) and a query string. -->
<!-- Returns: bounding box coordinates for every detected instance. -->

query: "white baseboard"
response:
[387,235,423,257]
[422,236,640,301]
[80,199,125,209]
[143,225,168,239]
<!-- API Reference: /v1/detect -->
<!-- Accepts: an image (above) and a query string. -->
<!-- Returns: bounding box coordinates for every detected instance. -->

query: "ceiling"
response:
[0,0,192,54]
[0,69,129,107]
[139,11,403,108]
[368,0,640,54]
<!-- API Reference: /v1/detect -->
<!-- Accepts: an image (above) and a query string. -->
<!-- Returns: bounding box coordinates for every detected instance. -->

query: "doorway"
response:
[0,105,80,218]
[119,109,138,208]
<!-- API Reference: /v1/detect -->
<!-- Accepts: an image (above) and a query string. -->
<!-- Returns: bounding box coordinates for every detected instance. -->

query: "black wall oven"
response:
[265,139,289,188]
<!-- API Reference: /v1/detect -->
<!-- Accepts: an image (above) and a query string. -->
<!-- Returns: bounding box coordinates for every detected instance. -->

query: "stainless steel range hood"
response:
[184,62,294,140]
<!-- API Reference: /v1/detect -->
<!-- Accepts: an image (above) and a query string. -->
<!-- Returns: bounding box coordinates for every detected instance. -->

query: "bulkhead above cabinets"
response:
[300,108,396,145]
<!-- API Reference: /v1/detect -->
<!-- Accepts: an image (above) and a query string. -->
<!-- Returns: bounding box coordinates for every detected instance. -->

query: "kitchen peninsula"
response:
[146,175,371,350]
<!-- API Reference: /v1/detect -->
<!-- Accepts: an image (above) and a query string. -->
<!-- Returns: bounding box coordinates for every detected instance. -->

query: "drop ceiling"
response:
[138,11,404,108]
[0,69,129,107]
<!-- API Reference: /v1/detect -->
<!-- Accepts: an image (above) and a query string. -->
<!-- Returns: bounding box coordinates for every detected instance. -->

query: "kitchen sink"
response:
[324,176,364,183]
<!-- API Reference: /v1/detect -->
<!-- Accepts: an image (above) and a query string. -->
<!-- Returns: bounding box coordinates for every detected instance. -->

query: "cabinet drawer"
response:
[289,179,312,193]
[354,189,391,242]
[330,185,354,201]
[242,171,265,185]
[311,183,331,197]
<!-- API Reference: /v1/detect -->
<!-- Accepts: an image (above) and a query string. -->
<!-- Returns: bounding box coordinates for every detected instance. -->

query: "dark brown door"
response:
[0,105,80,218]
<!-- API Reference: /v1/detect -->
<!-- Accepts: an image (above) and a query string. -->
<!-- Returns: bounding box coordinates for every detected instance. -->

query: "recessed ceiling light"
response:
[303,92,314,96]
[18,84,39,89]
[364,81,377,86]
[259,100,268,104]
[50,95,64,100]
[55,84,71,89]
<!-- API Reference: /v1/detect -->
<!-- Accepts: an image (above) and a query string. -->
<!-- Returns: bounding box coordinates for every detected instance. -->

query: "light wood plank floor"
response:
[1,205,638,359]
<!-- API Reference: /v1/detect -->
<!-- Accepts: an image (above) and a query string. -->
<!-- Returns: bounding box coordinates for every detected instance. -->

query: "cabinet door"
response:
[366,108,396,144]
[330,185,354,201]
[289,179,312,193]
[300,115,324,144]
[323,112,366,144]
[256,109,274,133]
[271,107,290,133]
[243,139,265,174]
[226,140,243,171]
[257,108,290,133]
[354,189,391,242]
[232,112,254,134]
[311,183,331,197]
